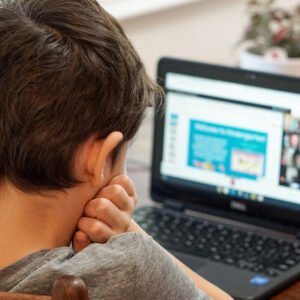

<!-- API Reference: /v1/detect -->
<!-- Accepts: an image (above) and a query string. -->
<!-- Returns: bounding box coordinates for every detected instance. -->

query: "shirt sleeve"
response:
[135,235,211,300]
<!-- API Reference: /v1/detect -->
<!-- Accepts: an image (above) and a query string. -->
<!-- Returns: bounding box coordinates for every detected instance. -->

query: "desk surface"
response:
[127,163,300,300]
[271,282,300,299]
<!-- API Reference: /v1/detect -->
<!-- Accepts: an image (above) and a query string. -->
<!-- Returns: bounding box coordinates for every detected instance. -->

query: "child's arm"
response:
[74,175,233,300]
[128,219,233,300]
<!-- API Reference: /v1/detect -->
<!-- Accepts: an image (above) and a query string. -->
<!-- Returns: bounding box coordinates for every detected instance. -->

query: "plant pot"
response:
[240,50,300,77]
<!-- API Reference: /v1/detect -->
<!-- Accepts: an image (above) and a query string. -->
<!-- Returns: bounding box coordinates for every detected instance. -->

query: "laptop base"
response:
[134,206,300,300]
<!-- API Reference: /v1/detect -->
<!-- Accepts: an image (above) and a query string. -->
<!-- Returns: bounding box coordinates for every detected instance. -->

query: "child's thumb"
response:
[73,231,91,253]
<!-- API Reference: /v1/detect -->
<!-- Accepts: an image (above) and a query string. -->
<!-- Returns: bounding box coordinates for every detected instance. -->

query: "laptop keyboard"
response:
[134,207,300,277]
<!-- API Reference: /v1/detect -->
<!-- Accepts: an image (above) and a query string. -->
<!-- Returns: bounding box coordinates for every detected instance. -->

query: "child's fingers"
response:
[77,216,115,243]
[109,175,137,199]
[84,197,131,232]
[73,231,91,253]
[96,185,135,213]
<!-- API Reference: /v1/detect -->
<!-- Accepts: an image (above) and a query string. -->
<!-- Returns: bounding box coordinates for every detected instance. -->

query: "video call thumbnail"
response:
[280,113,300,189]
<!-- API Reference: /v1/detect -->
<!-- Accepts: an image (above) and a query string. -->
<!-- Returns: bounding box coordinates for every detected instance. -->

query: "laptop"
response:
[133,57,300,300]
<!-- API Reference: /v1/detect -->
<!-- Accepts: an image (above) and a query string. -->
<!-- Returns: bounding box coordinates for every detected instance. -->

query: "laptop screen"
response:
[159,70,300,212]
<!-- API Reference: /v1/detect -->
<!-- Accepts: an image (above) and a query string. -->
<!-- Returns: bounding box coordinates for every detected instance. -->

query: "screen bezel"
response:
[151,57,300,227]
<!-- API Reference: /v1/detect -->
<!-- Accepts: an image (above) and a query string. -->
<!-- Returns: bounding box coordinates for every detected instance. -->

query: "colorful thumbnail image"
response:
[280,114,300,188]
[231,150,265,177]
[188,120,268,181]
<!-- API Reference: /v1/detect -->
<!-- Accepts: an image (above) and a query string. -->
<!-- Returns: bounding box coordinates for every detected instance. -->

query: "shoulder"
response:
[9,233,209,300]
[12,234,151,299]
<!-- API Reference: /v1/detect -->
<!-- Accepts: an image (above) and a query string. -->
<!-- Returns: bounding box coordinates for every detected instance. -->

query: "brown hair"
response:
[0,0,162,191]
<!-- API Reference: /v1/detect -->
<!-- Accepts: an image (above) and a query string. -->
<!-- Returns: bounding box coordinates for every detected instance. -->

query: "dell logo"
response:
[230,200,247,212]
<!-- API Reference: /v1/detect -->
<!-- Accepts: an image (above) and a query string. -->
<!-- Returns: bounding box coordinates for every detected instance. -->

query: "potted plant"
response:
[239,0,300,77]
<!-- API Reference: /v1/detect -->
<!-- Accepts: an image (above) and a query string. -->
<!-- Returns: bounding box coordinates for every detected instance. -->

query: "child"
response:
[0,0,232,299]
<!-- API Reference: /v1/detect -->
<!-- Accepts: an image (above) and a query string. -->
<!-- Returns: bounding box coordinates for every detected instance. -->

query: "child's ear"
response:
[110,142,129,176]
[87,132,123,186]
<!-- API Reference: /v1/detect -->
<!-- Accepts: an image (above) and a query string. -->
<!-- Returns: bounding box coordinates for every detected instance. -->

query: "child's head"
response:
[0,0,161,192]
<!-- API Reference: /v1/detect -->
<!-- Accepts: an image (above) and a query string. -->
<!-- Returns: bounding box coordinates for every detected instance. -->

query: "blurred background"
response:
[100,0,300,199]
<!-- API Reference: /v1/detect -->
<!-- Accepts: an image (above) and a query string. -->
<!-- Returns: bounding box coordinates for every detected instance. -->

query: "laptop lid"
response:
[151,57,300,228]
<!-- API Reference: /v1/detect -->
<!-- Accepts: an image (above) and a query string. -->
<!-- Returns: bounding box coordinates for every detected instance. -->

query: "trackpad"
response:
[171,251,206,272]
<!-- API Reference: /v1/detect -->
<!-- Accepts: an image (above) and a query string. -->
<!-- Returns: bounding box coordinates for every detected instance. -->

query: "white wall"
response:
[121,0,300,77]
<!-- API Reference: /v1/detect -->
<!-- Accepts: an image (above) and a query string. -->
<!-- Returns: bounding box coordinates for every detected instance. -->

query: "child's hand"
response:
[73,175,137,253]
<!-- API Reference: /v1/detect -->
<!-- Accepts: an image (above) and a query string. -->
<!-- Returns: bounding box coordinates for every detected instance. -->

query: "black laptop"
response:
[134,57,300,300]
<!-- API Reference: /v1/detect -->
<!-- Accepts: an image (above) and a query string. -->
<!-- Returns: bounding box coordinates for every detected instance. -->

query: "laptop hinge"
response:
[163,199,185,212]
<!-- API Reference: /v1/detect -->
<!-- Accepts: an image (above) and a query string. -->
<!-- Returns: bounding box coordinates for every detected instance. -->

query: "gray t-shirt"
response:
[0,233,210,300]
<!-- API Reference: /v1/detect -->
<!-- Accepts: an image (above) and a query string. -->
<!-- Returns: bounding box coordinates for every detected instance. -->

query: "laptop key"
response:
[251,265,265,273]
[209,247,218,253]
[285,259,296,266]
[212,254,221,261]
[277,264,290,271]
[224,257,235,265]
[196,243,205,250]
[265,269,279,277]
[184,240,194,248]
[171,237,181,244]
